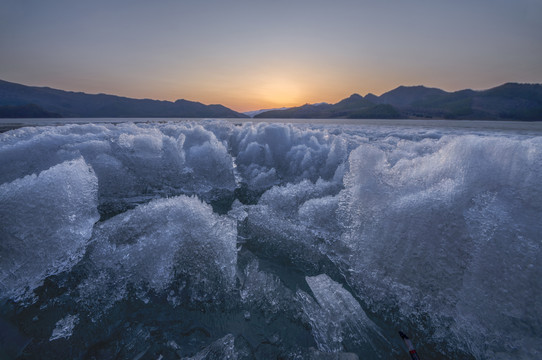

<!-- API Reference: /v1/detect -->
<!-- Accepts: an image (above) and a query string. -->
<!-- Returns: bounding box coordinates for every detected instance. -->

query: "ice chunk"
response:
[239,260,294,319]
[0,124,109,184]
[49,314,79,341]
[228,199,248,222]
[258,179,340,217]
[86,124,235,208]
[92,126,188,210]
[183,334,236,360]
[232,123,349,189]
[298,195,340,237]
[337,135,542,357]
[183,333,253,360]
[244,179,341,271]
[298,274,385,353]
[0,123,237,218]
[455,192,542,358]
[245,204,328,272]
[79,195,237,311]
[184,128,236,190]
[0,158,99,302]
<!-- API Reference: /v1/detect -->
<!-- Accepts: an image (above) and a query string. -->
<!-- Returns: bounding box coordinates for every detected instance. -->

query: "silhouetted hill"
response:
[377,85,448,107]
[3,80,540,120]
[0,80,248,118]
[363,93,379,103]
[475,83,542,120]
[401,83,542,120]
[255,94,400,119]
[0,104,60,118]
[256,103,332,118]
[347,104,401,119]
[256,83,542,120]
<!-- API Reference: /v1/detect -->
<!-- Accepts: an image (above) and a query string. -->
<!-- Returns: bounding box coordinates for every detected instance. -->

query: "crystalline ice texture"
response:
[49,314,79,341]
[239,260,293,319]
[298,274,384,353]
[233,123,348,189]
[184,334,238,360]
[338,135,542,357]
[244,179,341,271]
[79,195,237,309]
[0,158,99,301]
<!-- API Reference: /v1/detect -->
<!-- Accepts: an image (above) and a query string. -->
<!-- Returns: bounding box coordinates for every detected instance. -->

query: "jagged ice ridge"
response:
[0,120,540,359]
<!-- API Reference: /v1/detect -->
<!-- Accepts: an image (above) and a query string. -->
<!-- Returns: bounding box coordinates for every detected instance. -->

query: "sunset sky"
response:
[1,0,541,112]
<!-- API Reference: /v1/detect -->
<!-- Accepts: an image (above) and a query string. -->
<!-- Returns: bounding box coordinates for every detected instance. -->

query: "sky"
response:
[1,0,541,112]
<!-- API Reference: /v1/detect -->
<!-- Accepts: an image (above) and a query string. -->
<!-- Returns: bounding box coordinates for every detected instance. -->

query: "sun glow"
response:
[256,77,303,107]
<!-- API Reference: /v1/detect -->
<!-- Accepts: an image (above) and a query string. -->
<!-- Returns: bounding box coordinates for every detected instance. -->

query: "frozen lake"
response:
[2,117,542,133]
[1,118,541,359]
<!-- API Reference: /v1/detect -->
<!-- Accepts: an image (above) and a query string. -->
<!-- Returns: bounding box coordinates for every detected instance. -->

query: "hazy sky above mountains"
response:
[1,0,541,111]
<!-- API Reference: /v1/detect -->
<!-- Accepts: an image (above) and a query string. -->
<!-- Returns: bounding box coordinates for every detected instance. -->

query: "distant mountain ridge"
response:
[0,104,60,118]
[255,93,401,119]
[256,83,542,121]
[0,79,248,118]
[244,103,330,118]
[1,80,541,120]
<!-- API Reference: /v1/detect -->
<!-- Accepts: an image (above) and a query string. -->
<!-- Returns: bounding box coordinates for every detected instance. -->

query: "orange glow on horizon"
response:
[255,77,303,108]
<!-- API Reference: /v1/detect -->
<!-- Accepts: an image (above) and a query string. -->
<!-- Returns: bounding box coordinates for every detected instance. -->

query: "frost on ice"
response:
[337,135,542,358]
[78,195,237,312]
[1,121,541,359]
[298,274,386,353]
[0,158,99,302]
[50,314,79,341]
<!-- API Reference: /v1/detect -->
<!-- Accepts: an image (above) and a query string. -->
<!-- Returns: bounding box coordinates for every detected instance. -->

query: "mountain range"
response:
[1,79,541,120]
[255,83,542,120]
[0,79,248,118]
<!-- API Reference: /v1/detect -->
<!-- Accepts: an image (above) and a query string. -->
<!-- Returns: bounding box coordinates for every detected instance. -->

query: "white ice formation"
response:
[78,195,237,312]
[0,158,99,302]
[1,121,541,359]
